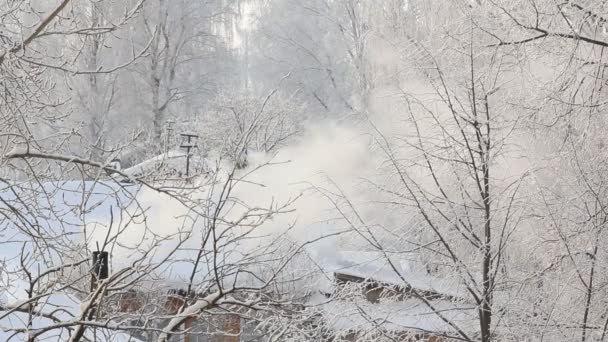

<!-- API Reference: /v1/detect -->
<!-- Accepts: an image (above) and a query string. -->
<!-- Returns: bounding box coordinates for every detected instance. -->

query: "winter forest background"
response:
[2,0,608,341]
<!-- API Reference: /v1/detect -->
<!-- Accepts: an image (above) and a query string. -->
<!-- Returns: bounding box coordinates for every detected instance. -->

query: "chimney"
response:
[165,291,184,314]
[213,314,241,342]
[91,251,109,291]
[164,289,197,342]
[119,289,143,313]
[165,289,193,314]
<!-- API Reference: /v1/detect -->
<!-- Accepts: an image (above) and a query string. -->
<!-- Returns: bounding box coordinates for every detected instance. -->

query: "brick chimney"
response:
[212,314,240,342]
[119,289,143,313]
[165,289,187,314]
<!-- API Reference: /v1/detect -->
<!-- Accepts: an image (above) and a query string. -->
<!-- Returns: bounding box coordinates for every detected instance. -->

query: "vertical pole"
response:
[185,135,191,177]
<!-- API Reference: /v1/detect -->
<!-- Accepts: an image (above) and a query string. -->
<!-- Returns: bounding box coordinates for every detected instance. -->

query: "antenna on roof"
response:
[179,132,199,178]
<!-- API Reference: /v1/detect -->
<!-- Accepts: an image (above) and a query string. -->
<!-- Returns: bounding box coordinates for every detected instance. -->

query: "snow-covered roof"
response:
[304,250,478,338]
[0,173,300,302]
[0,293,143,342]
[0,181,148,340]
[315,250,466,299]
[0,170,474,340]
[122,150,213,178]
[321,297,477,336]
[0,180,140,265]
